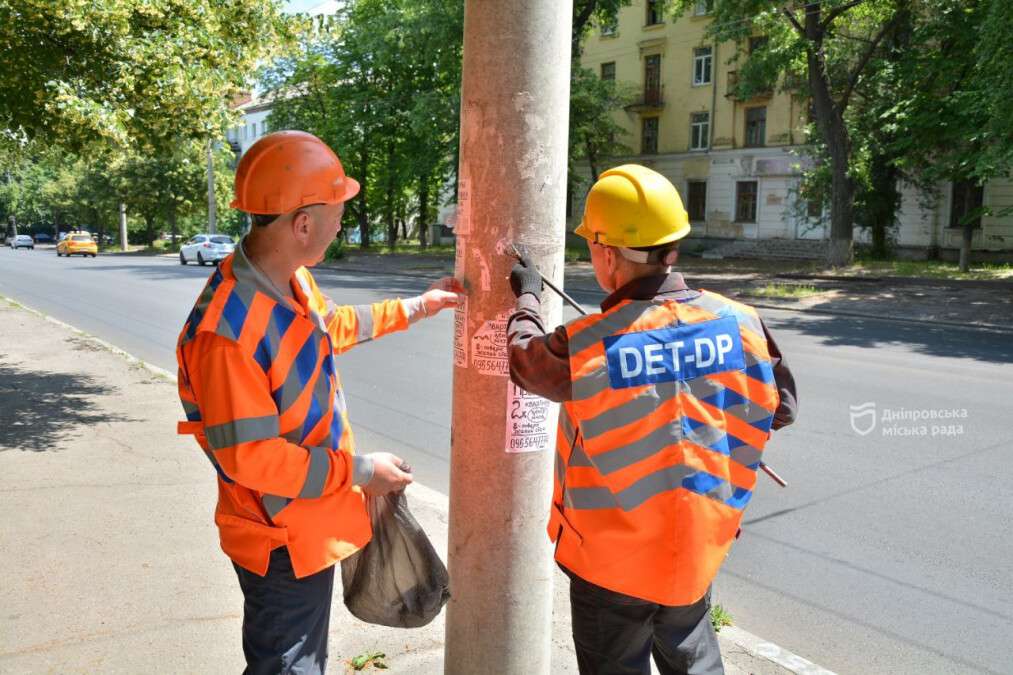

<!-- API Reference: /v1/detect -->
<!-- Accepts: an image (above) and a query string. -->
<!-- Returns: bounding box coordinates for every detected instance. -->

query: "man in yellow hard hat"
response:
[507,164,797,674]
[176,131,462,673]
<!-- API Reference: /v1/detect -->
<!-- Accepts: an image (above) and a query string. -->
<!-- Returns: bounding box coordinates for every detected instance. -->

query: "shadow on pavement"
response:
[0,360,127,452]
[764,312,1013,365]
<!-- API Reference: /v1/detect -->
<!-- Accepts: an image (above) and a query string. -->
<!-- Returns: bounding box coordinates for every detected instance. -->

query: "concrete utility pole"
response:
[444,2,572,674]
[207,141,218,235]
[118,202,128,252]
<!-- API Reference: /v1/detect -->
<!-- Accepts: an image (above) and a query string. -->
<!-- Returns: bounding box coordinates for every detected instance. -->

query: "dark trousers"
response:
[233,547,334,675]
[568,571,724,675]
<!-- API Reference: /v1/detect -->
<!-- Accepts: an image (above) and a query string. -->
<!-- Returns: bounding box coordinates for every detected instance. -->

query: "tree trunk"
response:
[358,144,371,249]
[959,222,974,272]
[806,13,855,267]
[867,153,899,259]
[168,205,178,251]
[418,175,430,249]
[92,207,103,251]
[385,147,397,251]
[144,215,157,246]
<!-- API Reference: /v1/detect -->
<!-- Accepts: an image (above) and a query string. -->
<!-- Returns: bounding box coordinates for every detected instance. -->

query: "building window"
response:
[687,181,707,221]
[736,181,758,222]
[693,47,712,86]
[601,61,616,82]
[642,117,659,155]
[749,36,769,54]
[807,198,823,219]
[694,0,713,15]
[690,112,710,150]
[262,119,269,134]
[646,0,664,26]
[644,54,662,104]
[241,126,246,141]
[950,181,984,228]
[745,106,766,147]
[600,17,618,37]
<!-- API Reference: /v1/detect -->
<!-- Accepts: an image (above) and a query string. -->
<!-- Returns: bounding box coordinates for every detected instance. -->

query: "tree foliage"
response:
[264,0,463,249]
[0,0,293,153]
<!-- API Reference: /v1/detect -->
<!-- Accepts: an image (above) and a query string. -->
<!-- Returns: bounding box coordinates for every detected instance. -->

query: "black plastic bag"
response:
[341,490,450,628]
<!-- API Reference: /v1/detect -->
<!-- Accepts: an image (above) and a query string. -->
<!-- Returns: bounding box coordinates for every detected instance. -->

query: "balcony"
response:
[625,86,665,112]
[726,71,772,100]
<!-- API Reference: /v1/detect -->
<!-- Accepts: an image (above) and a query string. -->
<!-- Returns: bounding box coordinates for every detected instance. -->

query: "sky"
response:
[283,0,340,15]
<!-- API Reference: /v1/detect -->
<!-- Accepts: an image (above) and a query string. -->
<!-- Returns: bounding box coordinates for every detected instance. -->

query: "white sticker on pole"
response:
[453,295,468,368]
[455,177,472,235]
[471,310,509,376]
[505,381,558,454]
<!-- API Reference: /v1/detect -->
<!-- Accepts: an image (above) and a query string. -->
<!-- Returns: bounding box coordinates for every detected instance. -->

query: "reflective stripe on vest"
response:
[552,290,778,605]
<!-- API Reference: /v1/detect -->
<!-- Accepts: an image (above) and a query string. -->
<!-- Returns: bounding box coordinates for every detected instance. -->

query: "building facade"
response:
[226,94,273,157]
[576,0,1013,259]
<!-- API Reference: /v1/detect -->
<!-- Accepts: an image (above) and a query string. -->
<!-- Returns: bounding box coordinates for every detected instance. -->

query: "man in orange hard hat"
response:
[508,165,797,674]
[176,130,462,674]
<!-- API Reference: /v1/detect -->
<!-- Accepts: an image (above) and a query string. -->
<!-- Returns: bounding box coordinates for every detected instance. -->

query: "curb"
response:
[1,294,836,675]
[1,295,178,383]
[717,626,838,675]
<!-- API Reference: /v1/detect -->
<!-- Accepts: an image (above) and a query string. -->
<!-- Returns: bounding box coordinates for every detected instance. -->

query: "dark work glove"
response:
[510,255,543,298]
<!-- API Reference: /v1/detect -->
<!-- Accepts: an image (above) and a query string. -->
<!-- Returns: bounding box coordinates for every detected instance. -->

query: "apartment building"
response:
[576,0,1013,259]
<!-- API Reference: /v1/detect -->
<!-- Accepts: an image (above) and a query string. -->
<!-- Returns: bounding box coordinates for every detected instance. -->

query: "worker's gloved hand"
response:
[363,452,413,496]
[510,255,543,298]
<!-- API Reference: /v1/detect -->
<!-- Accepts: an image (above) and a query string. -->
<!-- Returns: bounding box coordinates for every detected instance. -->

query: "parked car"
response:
[33,232,54,243]
[180,234,235,266]
[56,232,98,257]
[9,234,34,250]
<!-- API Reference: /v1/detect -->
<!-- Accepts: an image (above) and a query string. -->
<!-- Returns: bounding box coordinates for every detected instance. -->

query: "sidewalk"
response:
[323,252,1013,331]
[0,300,829,674]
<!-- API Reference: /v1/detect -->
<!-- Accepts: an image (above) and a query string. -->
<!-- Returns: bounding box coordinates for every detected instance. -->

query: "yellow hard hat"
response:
[575,164,690,248]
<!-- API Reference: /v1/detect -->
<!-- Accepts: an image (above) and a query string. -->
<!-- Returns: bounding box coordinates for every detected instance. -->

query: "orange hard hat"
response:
[230,130,360,214]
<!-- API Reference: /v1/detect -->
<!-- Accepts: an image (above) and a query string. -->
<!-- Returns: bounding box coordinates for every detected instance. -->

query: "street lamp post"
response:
[444,1,572,673]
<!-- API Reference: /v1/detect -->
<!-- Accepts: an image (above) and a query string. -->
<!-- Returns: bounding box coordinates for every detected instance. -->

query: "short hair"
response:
[250,213,280,228]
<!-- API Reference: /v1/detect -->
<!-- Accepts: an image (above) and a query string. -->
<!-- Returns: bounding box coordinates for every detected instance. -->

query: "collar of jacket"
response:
[599,272,696,312]
[233,237,309,318]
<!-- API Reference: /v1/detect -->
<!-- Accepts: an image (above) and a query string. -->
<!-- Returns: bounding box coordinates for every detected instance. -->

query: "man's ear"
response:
[291,210,312,243]
[604,245,618,274]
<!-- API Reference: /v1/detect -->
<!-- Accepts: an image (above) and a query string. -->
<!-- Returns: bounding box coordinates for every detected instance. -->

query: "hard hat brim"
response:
[574,221,593,241]
[231,176,361,214]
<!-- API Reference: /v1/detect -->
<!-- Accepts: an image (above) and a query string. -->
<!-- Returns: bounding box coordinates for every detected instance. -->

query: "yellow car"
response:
[57,232,98,257]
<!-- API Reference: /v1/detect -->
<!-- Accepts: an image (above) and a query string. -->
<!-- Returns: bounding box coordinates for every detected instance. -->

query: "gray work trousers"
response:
[233,547,334,675]
[567,570,724,675]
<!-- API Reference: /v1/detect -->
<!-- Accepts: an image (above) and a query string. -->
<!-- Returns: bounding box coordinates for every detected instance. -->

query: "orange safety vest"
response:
[176,246,409,578]
[548,290,779,606]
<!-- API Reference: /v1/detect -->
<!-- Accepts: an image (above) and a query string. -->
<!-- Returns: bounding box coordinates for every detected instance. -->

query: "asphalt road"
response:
[1,245,1011,674]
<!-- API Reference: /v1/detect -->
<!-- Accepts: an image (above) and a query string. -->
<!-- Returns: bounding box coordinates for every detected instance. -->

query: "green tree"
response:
[671,0,909,266]
[0,0,293,153]
[264,0,463,250]
[881,0,1013,270]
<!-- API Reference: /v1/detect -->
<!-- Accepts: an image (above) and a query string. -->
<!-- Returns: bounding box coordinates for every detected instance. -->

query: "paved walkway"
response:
[0,302,834,673]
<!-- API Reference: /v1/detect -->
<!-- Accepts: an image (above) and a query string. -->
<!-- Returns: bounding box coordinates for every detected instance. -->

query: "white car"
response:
[8,234,34,250]
[180,234,236,266]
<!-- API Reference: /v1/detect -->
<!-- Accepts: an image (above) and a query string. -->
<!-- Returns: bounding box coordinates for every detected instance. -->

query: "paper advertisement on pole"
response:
[471,311,509,376]
[504,381,558,453]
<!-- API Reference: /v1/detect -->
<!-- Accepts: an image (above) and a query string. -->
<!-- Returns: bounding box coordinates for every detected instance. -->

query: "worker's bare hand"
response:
[363,452,413,496]
[422,277,465,315]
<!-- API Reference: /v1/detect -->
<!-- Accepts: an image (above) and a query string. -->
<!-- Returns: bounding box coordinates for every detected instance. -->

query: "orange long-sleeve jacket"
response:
[176,243,424,577]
